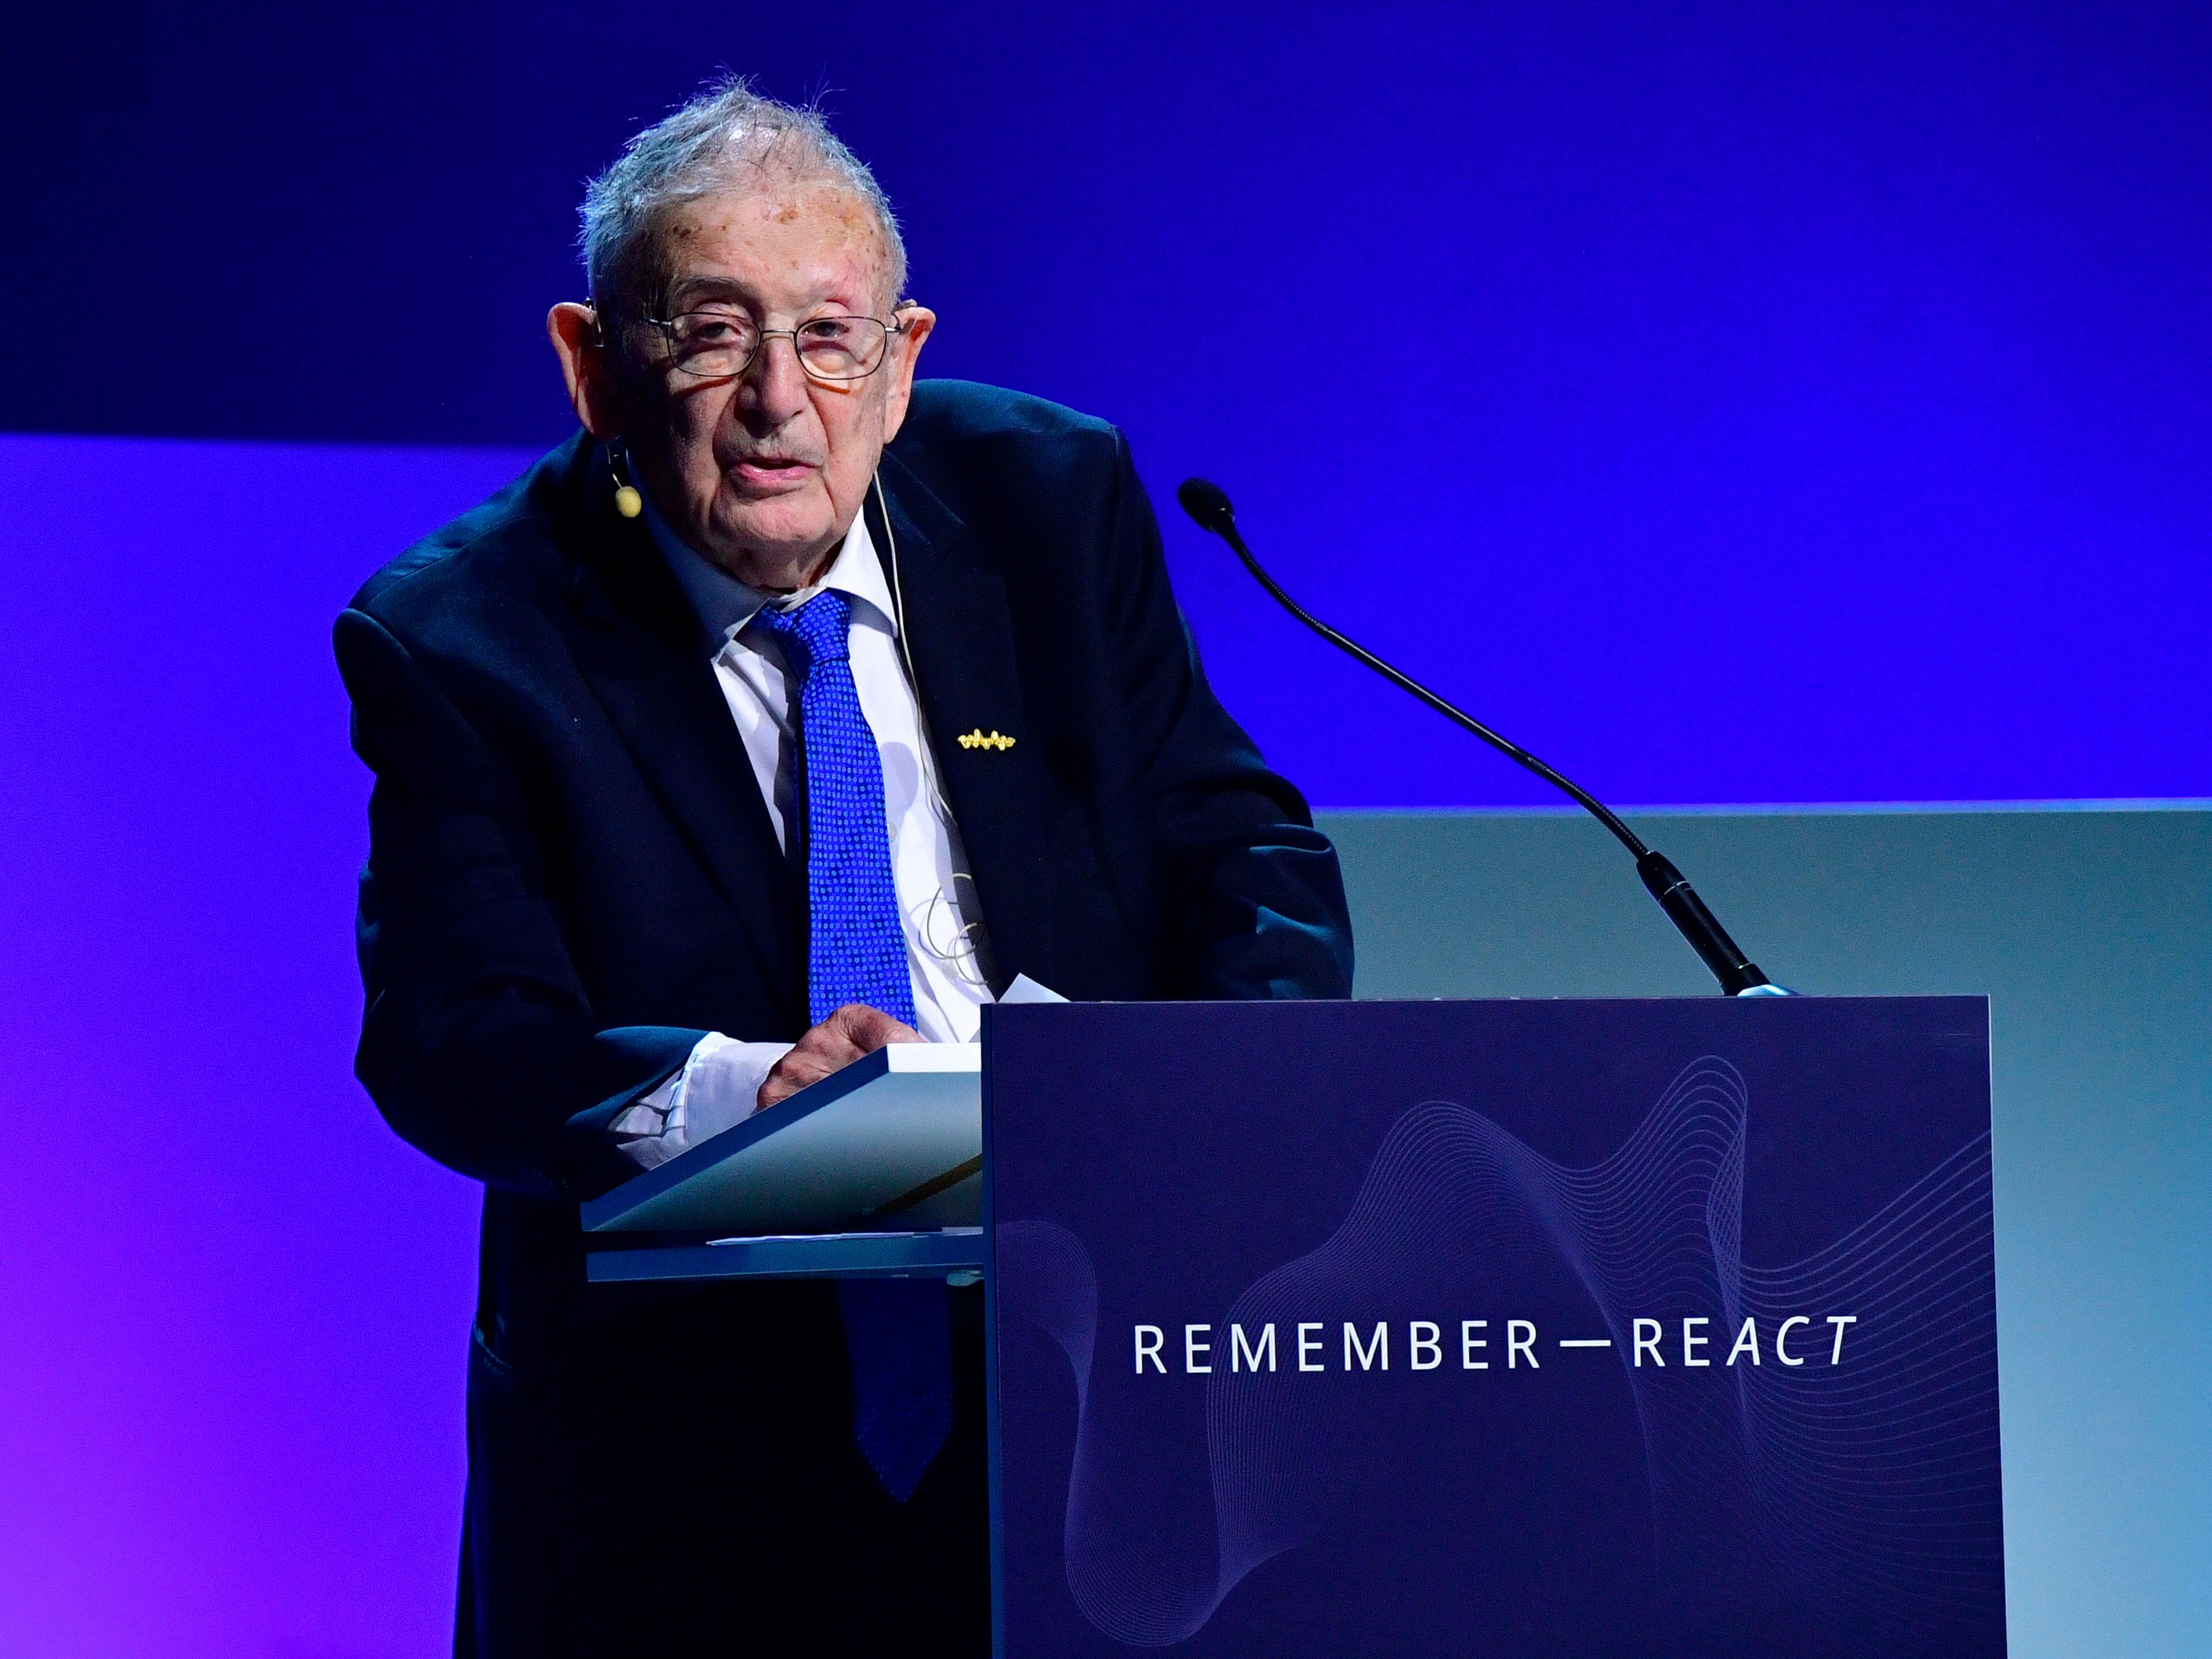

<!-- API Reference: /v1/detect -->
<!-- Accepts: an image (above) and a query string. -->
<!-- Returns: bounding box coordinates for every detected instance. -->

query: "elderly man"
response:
[336,78,1352,1656]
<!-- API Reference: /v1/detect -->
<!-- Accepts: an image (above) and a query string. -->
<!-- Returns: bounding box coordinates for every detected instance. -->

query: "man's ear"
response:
[880,304,936,444]
[548,302,624,437]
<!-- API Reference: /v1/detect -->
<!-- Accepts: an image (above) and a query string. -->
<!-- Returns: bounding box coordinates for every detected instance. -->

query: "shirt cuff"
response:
[608,1033,794,1171]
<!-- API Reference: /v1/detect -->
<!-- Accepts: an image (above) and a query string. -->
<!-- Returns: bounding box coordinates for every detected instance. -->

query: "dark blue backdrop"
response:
[10,0,2210,807]
[2,5,2205,1654]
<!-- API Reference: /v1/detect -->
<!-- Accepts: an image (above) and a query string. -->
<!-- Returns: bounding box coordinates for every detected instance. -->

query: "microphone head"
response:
[1176,476,1237,536]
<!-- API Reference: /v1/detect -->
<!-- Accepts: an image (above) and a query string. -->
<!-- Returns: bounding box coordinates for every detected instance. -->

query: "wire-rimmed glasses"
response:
[634,306,914,382]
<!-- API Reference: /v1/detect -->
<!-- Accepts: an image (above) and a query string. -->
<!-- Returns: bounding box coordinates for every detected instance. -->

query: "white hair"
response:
[579,76,907,317]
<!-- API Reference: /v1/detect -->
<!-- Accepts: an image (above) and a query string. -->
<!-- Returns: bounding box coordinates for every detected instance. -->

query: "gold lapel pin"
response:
[957,729,1016,752]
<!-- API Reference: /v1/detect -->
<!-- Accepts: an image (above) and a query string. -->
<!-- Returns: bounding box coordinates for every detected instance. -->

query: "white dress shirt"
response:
[609,492,996,1169]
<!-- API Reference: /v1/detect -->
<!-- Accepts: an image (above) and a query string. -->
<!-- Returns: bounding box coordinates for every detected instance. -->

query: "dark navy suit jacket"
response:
[336,381,1353,1656]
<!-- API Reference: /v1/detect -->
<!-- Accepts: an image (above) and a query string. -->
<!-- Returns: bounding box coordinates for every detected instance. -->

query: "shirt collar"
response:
[640,486,896,652]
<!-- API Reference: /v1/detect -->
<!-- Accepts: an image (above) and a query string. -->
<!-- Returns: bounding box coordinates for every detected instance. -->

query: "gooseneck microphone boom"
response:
[1176,477,1779,998]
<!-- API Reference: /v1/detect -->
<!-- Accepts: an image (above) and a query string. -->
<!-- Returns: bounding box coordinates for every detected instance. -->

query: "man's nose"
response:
[741,334,811,427]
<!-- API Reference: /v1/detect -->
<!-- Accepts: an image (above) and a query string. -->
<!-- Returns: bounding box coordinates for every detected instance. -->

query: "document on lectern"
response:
[581,1043,982,1236]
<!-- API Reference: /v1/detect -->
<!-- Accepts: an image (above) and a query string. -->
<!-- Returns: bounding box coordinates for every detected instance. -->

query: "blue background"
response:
[9,0,2211,809]
[2,4,2205,1654]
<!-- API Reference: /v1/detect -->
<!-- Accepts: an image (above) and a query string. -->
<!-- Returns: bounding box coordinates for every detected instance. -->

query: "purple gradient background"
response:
[0,440,512,1656]
[3,2,2209,1653]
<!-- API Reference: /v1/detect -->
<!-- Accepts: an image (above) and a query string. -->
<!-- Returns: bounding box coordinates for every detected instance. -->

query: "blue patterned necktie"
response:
[749,590,953,1503]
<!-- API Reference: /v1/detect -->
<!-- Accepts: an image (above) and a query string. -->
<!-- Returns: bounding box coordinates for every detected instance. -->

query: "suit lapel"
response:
[871,455,1053,995]
[558,446,805,1031]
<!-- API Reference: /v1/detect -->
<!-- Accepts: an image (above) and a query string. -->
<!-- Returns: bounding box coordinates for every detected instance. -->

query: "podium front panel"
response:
[982,997,2002,1658]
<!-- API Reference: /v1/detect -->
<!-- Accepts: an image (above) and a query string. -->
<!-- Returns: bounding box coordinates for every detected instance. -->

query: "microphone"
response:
[1175,477,1783,998]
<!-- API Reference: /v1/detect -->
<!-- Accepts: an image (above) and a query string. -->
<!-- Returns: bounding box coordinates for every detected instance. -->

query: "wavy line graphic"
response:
[995,1058,2002,1650]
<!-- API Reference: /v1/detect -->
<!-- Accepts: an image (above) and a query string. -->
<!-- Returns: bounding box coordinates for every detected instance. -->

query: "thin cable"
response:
[876,471,994,984]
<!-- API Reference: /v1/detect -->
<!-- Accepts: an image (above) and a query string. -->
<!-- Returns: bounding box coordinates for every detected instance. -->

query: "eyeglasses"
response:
[631,306,912,382]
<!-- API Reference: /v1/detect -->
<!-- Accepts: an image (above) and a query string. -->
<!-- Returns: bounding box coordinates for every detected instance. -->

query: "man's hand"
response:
[757,1003,922,1110]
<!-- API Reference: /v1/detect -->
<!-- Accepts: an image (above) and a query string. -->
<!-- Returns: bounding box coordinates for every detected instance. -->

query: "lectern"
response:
[586,997,2005,1657]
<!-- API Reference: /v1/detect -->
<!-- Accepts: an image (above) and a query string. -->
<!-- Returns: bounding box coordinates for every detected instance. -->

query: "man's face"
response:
[561,176,932,587]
